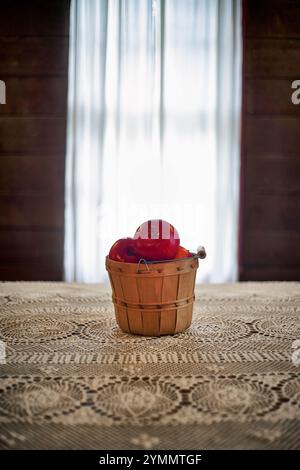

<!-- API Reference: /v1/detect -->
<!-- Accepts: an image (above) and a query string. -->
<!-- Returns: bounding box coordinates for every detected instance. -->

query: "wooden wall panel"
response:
[0,0,70,36]
[0,78,68,116]
[0,0,70,280]
[246,79,300,115]
[0,230,64,281]
[0,196,64,228]
[0,155,64,194]
[241,266,300,282]
[246,39,300,78]
[0,37,69,76]
[246,156,300,193]
[243,231,300,265]
[245,194,300,230]
[239,0,300,281]
[0,117,66,155]
[246,117,300,156]
[246,0,300,38]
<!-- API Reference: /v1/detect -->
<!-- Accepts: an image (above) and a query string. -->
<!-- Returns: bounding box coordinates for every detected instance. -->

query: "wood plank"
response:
[246,79,300,115]
[160,309,177,335]
[0,1,69,282]
[0,155,65,194]
[114,305,130,334]
[141,310,160,336]
[0,229,63,281]
[0,77,68,116]
[246,38,300,78]
[245,116,300,157]
[0,0,70,36]
[0,264,63,281]
[246,0,300,39]
[0,37,69,76]
[0,229,63,260]
[127,309,143,335]
[0,195,64,228]
[245,155,300,193]
[240,265,300,281]
[244,194,300,231]
[240,1,300,282]
[242,230,300,265]
[0,117,66,155]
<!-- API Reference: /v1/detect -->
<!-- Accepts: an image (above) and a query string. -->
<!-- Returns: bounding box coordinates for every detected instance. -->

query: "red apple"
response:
[134,219,180,261]
[109,238,140,263]
[174,246,193,259]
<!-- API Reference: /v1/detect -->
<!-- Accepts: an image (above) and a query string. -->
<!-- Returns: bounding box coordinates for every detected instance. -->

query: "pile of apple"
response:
[109,219,193,263]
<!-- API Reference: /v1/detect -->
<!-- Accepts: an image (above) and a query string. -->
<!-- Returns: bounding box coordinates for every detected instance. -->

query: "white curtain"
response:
[65,0,242,283]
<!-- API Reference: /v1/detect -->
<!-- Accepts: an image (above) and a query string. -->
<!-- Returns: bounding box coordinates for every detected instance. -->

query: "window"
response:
[65,0,242,282]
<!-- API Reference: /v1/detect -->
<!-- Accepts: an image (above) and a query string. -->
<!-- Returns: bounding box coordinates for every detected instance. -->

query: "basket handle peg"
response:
[196,245,206,259]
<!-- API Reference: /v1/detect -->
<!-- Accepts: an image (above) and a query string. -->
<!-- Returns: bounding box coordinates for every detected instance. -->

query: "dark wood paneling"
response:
[0,117,66,155]
[245,194,300,231]
[243,231,300,265]
[0,155,64,194]
[246,117,300,157]
[0,230,63,261]
[0,77,68,115]
[246,79,300,115]
[240,0,300,281]
[0,195,64,228]
[246,156,300,193]
[0,37,68,76]
[0,230,64,281]
[240,265,300,281]
[0,0,70,281]
[246,0,300,38]
[0,0,69,36]
[246,39,300,78]
[0,265,63,281]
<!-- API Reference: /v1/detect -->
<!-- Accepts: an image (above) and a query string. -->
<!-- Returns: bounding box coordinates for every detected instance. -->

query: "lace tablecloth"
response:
[0,282,299,450]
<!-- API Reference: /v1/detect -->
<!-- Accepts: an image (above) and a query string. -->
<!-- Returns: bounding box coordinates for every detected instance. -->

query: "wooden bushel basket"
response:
[106,248,206,336]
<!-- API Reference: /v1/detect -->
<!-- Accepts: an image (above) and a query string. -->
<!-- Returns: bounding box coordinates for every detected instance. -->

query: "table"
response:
[0,282,299,450]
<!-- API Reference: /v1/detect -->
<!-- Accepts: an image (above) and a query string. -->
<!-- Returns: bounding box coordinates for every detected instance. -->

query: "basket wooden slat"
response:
[106,255,199,336]
[127,307,142,334]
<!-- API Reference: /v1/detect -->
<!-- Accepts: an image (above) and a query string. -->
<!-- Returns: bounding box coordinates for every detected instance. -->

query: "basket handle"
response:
[136,258,151,274]
[135,246,206,273]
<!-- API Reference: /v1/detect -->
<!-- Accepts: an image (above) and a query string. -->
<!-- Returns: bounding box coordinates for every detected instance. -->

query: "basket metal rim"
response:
[105,253,198,266]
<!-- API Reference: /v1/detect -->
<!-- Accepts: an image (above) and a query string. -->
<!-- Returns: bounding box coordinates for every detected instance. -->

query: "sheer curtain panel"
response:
[65,0,242,282]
